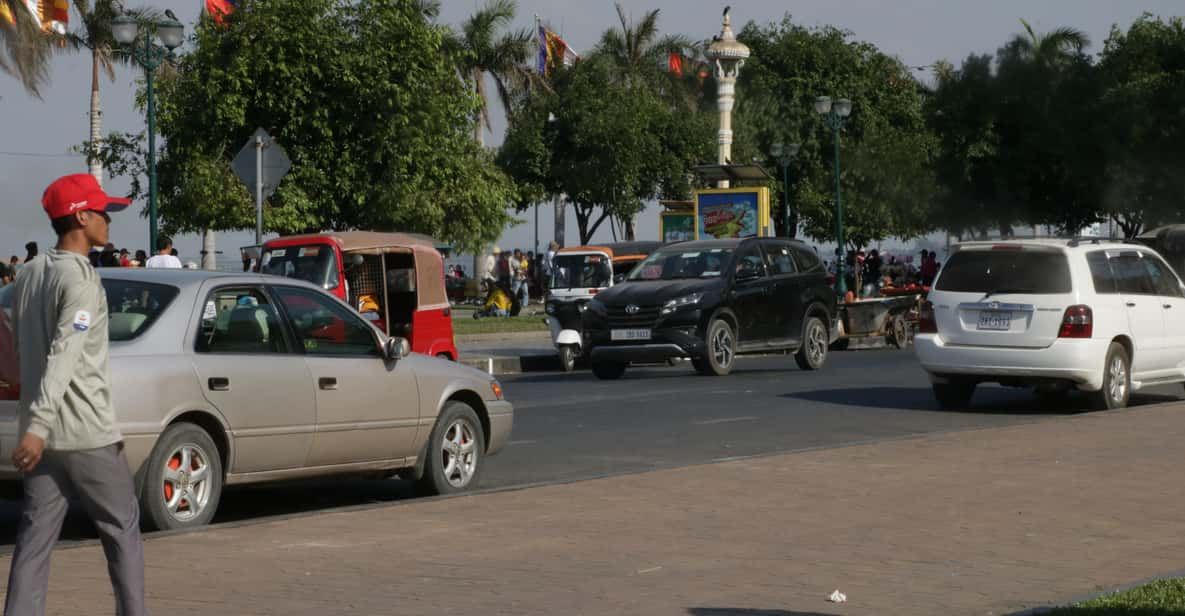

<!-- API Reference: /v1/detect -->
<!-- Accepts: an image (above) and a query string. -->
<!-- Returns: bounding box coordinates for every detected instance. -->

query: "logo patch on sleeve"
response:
[73,310,92,332]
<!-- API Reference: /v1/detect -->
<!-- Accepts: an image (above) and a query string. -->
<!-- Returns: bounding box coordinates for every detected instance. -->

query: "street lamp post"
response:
[814,96,852,295]
[704,8,750,189]
[112,12,183,255]
[769,142,800,238]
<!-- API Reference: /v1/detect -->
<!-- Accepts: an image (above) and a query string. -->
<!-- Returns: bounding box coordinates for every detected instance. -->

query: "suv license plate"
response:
[611,328,651,341]
[977,311,1011,331]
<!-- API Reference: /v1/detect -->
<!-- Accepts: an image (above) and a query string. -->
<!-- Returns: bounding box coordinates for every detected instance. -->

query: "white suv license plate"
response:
[611,328,651,341]
[977,311,1012,331]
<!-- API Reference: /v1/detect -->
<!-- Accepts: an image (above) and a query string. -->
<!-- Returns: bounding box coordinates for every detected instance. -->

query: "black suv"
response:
[582,238,836,379]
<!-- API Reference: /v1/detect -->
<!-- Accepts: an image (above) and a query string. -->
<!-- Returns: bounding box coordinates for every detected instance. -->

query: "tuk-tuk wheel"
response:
[558,345,577,372]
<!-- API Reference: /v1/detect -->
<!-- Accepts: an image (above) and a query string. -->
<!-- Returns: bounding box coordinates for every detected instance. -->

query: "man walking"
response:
[145,237,182,269]
[5,174,147,616]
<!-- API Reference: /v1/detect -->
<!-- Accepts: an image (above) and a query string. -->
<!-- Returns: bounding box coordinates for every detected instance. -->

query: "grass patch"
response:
[1045,578,1185,615]
[452,313,548,336]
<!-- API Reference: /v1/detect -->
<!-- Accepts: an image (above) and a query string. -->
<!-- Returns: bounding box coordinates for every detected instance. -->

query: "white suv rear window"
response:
[935,250,1071,294]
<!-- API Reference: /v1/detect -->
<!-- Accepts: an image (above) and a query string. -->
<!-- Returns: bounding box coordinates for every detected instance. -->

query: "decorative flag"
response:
[668,52,683,77]
[537,24,578,76]
[32,0,64,33]
[205,0,237,26]
[22,0,39,29]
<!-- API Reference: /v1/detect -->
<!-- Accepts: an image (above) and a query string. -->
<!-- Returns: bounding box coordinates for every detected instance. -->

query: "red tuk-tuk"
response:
[259,231,458,360]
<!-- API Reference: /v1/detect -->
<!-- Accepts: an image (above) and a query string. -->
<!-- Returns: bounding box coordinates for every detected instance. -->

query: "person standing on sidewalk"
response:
[4,174,147,616]
[145,236,182,269]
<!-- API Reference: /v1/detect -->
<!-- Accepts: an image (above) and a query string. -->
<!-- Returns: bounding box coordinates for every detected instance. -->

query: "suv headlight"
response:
[545,302,557,315]
[586,298,607,315]
[661,292,704,315]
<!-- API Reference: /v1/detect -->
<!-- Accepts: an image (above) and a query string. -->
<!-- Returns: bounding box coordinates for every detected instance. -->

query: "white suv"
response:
[914,239,1185,410]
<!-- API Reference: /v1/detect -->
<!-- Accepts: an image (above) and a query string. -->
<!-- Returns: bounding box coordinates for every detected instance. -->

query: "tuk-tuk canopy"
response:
[557,241,663,260]
[1137,225,1185,253]
[270,231,448,309]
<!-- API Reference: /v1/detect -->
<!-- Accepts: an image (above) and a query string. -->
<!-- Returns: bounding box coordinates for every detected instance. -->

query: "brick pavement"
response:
[4,403,1185,615]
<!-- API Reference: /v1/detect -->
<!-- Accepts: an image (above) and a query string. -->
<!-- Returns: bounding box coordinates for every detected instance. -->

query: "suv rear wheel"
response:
[696,318,735,376]
[795,316,829,370]
[1089,342,1130,410]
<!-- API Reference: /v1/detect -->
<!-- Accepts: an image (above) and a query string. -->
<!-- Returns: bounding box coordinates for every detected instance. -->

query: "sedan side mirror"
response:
[383,336,411,361]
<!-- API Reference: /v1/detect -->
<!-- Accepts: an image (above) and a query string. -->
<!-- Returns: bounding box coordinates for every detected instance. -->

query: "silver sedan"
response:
[0,270,512,530]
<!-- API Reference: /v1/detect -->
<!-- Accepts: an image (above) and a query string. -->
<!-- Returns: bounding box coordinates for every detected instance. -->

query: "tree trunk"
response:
[624,218,635,241]
[201,229,217,270]
[88,51,103,186]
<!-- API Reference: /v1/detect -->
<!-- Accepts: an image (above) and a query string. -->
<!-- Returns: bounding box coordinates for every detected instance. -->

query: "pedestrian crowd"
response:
[472,242,558,319]
[0,237,199,288]
[830,247,943,301]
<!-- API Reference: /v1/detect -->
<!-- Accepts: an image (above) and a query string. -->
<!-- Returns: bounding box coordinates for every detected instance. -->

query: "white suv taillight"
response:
[918,301,937,334]
[1058,305,1093,338]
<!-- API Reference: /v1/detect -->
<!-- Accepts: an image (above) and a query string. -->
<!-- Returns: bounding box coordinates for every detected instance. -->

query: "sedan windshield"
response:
[260,244,339,289]
[627,248,735,281]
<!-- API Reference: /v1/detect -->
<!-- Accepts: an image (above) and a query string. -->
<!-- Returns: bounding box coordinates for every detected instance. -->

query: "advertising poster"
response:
[661,212,696,243]
[695,188,770,239]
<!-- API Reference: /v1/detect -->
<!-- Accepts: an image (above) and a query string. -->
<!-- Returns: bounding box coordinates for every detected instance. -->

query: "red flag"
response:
[668,52,683,77]
[205,0,237,26]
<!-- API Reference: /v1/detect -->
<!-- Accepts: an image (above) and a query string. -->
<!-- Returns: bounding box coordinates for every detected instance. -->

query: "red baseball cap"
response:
[42,174,131,220]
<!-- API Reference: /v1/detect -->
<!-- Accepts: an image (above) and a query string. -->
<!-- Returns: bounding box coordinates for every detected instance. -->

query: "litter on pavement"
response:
[828,589,847,603]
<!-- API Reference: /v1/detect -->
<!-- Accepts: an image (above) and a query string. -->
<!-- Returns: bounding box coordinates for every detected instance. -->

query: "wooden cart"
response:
[830,293,922,350]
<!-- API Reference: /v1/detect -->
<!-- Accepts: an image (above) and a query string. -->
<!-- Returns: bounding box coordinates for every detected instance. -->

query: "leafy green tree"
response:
[1095,14,1185,237]
[63,0,160,185]
[1,0,52,96]
[1012,18,1091,68]
[498,57,713,244]
[736,17,936,248]
[445,0,534,147]
[925,56,1007,239]
[93,0,516,252]
[589,3,697,239]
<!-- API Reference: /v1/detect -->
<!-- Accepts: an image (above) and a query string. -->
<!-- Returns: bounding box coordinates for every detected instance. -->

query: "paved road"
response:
[2,348,1182,546]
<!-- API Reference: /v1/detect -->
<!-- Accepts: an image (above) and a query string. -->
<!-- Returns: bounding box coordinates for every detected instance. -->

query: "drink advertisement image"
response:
[697,192,760,239]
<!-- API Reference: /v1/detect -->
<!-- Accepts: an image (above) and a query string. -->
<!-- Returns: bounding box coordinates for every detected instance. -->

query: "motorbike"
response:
[545,242,662,371]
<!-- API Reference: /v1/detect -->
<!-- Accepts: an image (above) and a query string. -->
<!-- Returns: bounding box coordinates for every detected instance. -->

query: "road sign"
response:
[231,128,292,244]
[231,127,291,199]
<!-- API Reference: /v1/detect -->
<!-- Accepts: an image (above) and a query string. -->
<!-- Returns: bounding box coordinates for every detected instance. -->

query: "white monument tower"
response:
[704,6,751,188]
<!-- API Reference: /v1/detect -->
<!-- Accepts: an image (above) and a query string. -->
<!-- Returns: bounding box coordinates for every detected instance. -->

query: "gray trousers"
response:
[4,443,146,616]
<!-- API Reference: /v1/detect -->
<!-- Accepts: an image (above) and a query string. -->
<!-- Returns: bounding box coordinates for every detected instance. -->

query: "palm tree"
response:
[595,4,691,91]
[63,0,151,187]
[0,0,53,97]
[447,0,534,147]
[1013,18,1091,67]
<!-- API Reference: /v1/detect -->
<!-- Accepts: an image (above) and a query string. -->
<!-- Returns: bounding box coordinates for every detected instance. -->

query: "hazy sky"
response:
[0,1,1178,263]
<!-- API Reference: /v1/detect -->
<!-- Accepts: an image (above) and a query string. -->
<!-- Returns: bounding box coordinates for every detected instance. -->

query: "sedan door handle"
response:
[319,377,338,391]
[208,377,230,391]
[1165,304,1174,309]
[1126,302,1137,307]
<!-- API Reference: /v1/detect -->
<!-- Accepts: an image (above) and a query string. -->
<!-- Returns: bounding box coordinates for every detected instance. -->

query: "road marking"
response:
[508,439,537,446]
[693,416,758,425]
[637,566,663,574]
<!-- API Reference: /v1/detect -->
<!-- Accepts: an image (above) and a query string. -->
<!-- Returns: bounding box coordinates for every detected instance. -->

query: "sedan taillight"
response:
[918,301,937,334]
[1058,305,1093,338]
